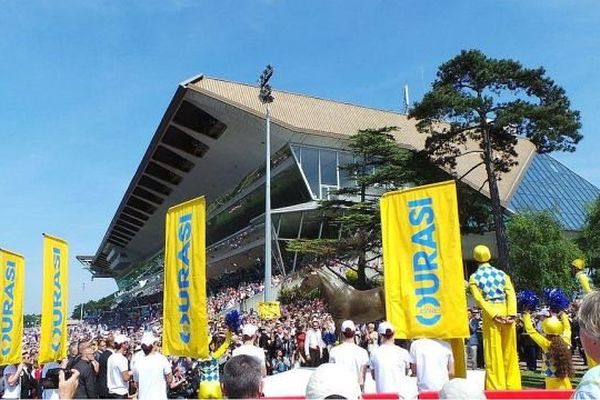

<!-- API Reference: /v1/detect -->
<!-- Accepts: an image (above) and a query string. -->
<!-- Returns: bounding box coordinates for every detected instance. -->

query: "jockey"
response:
[468,245,521,390]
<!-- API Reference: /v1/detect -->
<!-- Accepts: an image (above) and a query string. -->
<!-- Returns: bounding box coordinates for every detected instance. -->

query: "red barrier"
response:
[419,389,574,399]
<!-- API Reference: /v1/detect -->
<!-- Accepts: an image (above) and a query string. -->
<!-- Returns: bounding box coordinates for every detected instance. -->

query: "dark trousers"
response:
[308,347,321,367]
[525,345,538,371]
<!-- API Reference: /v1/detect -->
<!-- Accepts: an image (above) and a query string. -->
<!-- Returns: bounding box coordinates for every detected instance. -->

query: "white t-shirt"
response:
[329,342,369,386]
[370,343,410,393]
[41,362,60,400]
[130,350,145,373]
[133,352,172,400]
[409,338,453,392]
[2,365,21,399]
[232,344,266,365]
[107,352,130,395]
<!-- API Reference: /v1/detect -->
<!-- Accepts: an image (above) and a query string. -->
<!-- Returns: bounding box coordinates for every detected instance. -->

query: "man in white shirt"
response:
[107,334,132,398]
[2,363,23,399]
[328,320,369,392]
[232,324,267,376]
[133,332,173,400]
[409,338,454,392]
[369,321,413,396]
[304,317,325,367]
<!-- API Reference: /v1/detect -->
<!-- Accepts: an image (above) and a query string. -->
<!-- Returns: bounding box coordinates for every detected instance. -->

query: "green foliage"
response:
[410,49,582,272]
[24,314,41,328]
[578,195,600,285]
[71,294,115,319]
[278,284,319,305]
[507,211,580,294]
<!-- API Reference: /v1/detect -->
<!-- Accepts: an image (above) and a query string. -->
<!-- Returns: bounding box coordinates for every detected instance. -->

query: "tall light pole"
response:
[258,65,274,302]
[80,282,86,322]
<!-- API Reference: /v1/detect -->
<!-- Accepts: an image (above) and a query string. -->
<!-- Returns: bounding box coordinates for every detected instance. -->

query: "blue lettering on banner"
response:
[51,248,63,352]
[408,197,441,326]
[1,260,16,356]
[177,213,192,344]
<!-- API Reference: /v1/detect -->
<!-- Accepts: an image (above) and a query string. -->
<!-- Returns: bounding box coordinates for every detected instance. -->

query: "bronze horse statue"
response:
[299,267,385,332]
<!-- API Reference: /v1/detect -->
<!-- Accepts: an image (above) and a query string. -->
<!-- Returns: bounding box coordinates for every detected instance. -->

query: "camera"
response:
[41,368,73,390]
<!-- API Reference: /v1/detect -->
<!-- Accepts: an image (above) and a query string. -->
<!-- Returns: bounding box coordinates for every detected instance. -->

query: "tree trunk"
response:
[357,247,367,289]
[482,127,511,273]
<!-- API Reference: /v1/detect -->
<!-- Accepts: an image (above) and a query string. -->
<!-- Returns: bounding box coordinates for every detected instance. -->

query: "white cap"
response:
[378,321,395,336]
[439,378,486,400]
[306,364,361,400]
[141,332,158,346]
[114,334,130,345]
[341,320,356,332]
[241,324,258,337]
[538,307,551,317]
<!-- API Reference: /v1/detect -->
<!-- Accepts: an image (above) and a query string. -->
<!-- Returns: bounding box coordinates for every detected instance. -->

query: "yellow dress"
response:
[576,271,593,294]
[469,263,521,390]
[522,313,572,389]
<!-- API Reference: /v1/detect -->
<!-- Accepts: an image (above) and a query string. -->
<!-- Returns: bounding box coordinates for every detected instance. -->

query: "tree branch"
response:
[457,161,484,182]
[478,178,489,193]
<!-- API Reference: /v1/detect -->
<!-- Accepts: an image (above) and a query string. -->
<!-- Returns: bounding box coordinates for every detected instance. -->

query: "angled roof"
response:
[81,75,538,280]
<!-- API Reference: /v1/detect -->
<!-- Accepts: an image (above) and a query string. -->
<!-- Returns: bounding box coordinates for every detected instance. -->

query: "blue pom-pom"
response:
[322,332,337,345]
[224,310,241,332]
[517,290,539,311]
[543,288,570,313]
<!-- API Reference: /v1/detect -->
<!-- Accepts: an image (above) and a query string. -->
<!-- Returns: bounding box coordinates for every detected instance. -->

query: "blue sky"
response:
[1,0,598,314]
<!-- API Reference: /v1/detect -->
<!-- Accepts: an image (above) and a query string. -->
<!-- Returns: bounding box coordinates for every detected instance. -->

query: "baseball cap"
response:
[305,364,361,400]
[377,321,395,336]
[141,332,158,346]
[341,320,356,332]
[241,324,258,337]
[114,334,130,345]
[439,378,485,400]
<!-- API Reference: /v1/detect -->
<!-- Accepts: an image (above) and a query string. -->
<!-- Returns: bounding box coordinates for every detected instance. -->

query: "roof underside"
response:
[83,75,537,279]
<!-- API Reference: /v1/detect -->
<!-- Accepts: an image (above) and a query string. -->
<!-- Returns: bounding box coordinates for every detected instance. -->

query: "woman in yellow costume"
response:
[571,258,597,369]
[197,311,237,399]
[521,312,573,389]
[469,244,521,390]
[572,258,593,294]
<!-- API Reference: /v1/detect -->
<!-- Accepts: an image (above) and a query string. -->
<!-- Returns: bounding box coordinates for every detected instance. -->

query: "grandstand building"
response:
[78,75,600,296]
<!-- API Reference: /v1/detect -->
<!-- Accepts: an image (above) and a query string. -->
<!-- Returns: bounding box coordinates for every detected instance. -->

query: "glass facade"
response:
[291,145,355,199]
[508,154,599,231]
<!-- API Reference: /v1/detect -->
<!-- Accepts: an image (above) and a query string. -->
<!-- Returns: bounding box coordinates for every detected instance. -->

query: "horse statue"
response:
[299,267,385,332]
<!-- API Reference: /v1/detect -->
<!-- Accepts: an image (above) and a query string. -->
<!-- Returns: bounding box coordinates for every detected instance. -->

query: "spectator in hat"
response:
[107,334,132,398]
[132,332,172,400]
[305,363,361,400]
[328,320,369,392]
[369,321,412,396]
[232,325,266,377]
[221,355,263,399]
[304,317,325,367]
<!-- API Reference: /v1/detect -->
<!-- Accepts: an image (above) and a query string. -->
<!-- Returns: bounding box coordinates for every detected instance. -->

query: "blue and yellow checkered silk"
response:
[471,264,507,303]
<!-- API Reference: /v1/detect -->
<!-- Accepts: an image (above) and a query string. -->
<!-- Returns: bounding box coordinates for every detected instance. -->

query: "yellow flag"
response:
[258,301,281,320]
[163,197,208,358]
[381,181,468,339]
[0,249,24,366]
[39,234,69,363]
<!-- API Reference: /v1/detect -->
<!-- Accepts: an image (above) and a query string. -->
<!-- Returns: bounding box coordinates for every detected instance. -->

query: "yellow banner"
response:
[163,196,208,358]
[258,301,281,320]
[381,181,468,339]
[0,249,24,366]
[39,234,69,363]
